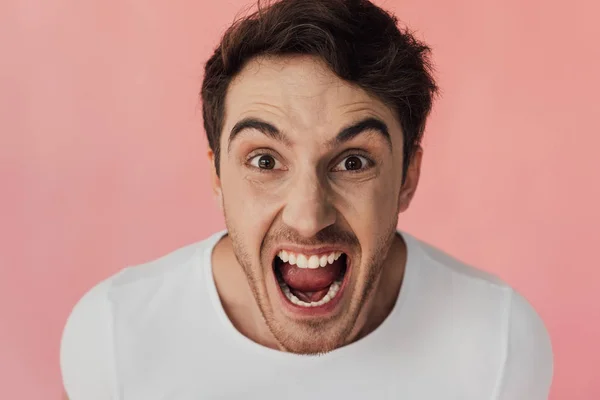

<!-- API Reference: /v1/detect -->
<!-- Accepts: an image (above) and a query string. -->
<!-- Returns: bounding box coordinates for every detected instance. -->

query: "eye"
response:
[248,153,282,170]
[333,155,371,172]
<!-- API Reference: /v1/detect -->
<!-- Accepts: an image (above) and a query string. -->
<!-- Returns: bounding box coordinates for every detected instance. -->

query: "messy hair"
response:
[201,0,438,181]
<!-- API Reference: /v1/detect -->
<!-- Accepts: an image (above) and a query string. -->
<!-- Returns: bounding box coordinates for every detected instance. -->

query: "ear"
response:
[397,146,423,214]
[207,149,223,211]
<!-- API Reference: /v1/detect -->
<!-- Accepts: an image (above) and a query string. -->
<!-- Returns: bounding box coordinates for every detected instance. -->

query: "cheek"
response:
[373,178,401,218]
[239,175,288,220]
[335,178,399,223]
[223,167,282,211]
[333,179,399,255]
[221,172,286,253]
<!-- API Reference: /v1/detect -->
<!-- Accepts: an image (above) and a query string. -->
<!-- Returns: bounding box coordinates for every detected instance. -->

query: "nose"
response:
[281,170,336,238]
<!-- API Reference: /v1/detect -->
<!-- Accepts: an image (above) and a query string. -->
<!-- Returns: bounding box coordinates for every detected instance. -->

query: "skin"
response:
[62,54,422,398]
[209,54,422,354]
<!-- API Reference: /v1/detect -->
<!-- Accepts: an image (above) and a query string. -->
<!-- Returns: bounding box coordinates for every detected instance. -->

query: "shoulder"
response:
[109,239,205,287]
[413,235,552,341]
[406,233,513,315]
[412,235,507,287]
[404,233,553,398]
[411,234,552,342]
[497,289,554,398]
[107,230,226,294]
[60,231,224,399]
[60,271,122,399]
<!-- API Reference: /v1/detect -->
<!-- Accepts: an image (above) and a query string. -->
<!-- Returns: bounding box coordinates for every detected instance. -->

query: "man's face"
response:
[211,55,418,354]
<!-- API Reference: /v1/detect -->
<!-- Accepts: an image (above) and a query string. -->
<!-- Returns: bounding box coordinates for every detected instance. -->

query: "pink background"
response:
[1,0,598,398]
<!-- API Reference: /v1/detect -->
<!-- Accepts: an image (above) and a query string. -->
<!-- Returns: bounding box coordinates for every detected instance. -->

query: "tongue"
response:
[292,287,330,303]
[279,258,343,302]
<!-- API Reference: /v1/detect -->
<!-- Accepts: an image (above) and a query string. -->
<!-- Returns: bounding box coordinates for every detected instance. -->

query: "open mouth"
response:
[273,250,349,308]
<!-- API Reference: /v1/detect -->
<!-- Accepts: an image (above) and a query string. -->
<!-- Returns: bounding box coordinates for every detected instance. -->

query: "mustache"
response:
[264,226,359,248]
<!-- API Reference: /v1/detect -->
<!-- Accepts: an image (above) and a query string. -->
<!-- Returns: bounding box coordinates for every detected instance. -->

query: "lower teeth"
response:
[279,280,342,307]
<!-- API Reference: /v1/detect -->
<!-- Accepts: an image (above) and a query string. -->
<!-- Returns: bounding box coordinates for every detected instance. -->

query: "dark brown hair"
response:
[201,0,438,181]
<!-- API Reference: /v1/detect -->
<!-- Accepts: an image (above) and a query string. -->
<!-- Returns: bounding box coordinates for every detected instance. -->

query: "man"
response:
[61,0,553,398]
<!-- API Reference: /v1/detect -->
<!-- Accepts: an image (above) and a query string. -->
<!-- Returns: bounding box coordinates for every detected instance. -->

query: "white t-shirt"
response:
[60,230,553,399]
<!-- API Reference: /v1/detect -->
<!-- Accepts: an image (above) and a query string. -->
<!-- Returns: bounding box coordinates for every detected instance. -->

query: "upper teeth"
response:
[277,250,343,269]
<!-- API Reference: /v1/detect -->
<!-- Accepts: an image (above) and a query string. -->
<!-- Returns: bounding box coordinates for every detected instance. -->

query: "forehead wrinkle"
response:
[227,57,403,147]
[339,100,390,118]
[339,101,403,139]
[237,102,290,121]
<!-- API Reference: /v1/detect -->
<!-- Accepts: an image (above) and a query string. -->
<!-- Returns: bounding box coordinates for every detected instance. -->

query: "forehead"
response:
[223,55,400,138]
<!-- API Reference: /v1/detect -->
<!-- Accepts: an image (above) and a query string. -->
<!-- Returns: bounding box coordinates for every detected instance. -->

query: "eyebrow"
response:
[327,117,392,151]
[227,116,392,153]
[228,118,292,153]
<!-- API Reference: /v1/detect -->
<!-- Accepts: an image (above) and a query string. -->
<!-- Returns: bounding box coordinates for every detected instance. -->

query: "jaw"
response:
[263,256,363,354]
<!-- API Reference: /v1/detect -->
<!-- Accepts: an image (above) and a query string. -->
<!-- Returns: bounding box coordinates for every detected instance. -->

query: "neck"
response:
[354,232,407,341]
[211,234,280,349]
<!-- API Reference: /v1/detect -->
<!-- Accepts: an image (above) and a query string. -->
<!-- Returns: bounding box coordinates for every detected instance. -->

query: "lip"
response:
[271,253,352,318]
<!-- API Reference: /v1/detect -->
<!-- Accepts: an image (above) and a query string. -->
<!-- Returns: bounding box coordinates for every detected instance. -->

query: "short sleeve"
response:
[60,278,118,400]
[497,290,554,399]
